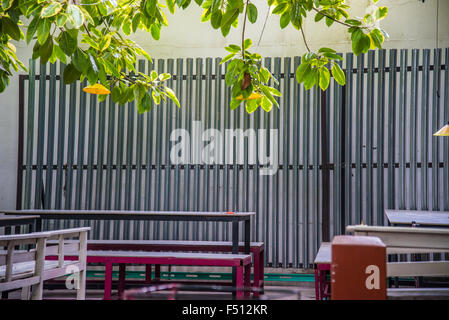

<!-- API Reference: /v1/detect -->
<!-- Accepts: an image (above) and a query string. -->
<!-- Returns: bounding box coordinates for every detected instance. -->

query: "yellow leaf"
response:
[83,83,111,95]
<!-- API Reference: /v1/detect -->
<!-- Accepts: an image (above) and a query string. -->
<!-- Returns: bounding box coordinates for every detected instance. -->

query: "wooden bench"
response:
[47,240,264,297]
[53,250,252,300]
[346,225,449,278]
[313,242,331,300]
[313,227,449,300]
[0,227,89,300]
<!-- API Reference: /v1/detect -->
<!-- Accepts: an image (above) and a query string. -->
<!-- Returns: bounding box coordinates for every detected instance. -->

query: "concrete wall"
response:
[0,0,448,209]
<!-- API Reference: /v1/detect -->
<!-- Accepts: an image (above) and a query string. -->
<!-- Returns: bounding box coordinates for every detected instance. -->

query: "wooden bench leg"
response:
[314,269,320,300]
[77,268,86,300]
[236,266,244,300]
[244,264,251,298]
[253,252,260,297]
[104,262,113,300]
[145,264,152,284]
[118,264,126,298]
[155,265,161,281]
[21,286,31,300]
[257,249,264,295]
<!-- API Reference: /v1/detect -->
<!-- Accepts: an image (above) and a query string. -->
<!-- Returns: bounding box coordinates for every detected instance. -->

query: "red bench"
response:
[51,250,252,299]
[84,240,264,295]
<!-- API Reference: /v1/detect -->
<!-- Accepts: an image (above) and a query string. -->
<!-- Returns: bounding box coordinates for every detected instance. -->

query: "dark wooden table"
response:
[385,209,449,228]
[2,210,255,293]
[0,214,41,232]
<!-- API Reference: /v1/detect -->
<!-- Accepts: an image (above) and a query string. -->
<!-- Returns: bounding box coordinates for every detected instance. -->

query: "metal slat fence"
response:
[17,48,449,268]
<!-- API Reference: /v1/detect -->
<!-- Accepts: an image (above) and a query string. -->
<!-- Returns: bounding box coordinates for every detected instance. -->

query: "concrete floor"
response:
[5,283,316,300]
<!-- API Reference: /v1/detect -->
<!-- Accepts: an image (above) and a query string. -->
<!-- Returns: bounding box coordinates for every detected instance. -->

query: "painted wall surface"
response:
[0,0,447,209]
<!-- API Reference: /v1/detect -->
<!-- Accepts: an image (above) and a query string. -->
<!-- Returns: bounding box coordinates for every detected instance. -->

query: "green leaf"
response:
[166,0,176,14]
[272,3,287,15]
[259,67,271,83]
[295,62,311,84]
[132,13,142,32]
[211,10,222,29]
[63,63,81,84]
[318,67,330,91]
[345,19,362,26]
[375,6,388,20]
[56,14,68,28]
[318,47,336,54]
[220,24,231,37]
[150,70,158,81]
[370,29,384,49]
[53,45,67,64]
[72,48,89,74]
[290,0,302,30]
[224,44,240,53]
[2,17,21,41]
[325,16,333,27]
[221,7,239,28]
[363,14,374,25]
[39,35,53,65]
[303,67,318,90]
[353,33,371,55]
[314,12,324,22]
[1,0,14,10]
[331,63,345,86]
[165,87,180,107]
[37,18,51,44]
[40,2,62,18]
[87,67,98,85]
[243,38,252,50]
[111,86,121,102]
[26,16,39,44]
[150,23,161,40]
[260,85,278,107]
[122,20,131,35]
[67,4,84,29]
[322,52,343,60]
[267,86,281,96]
[247,3,257,23]
[230,98,241,110]
[152,90,161,104]
[158,73,171,81]
[99,34,112,51]
[261,95,272,112]
[245,99,259,113]
[280,11,290,29]
[58,31,77,55]
[220,53,236,64]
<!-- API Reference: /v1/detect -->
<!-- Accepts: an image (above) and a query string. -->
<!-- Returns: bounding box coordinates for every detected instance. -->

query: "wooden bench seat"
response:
[51,250,252,299]
[0,260,76,281]
[0,227,89,300]
[47,239,265,296]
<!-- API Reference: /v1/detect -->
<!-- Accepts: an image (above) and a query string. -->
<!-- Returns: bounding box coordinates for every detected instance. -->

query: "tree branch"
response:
[242,0,249,59]
[300,23,311,52]
[312,7,365,29]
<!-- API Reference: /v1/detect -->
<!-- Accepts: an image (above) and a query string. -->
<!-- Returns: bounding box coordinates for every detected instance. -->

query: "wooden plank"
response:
[3,210,255,217]
[346,225,449,249]
[49,239,264,247]
[85,250,251,260]
[388,288,449,300]
[0,250,36,264]
[314,242,331,264]
[387,247,449,254]
[0,276,40,292]
[385,209,449,227]
[387,261,449,277]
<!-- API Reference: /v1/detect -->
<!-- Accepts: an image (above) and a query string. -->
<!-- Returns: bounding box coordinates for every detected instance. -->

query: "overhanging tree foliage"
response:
[0,0,388,113]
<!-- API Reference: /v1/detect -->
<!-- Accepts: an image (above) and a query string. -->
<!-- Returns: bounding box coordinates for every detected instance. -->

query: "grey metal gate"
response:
[17,48,449,268]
